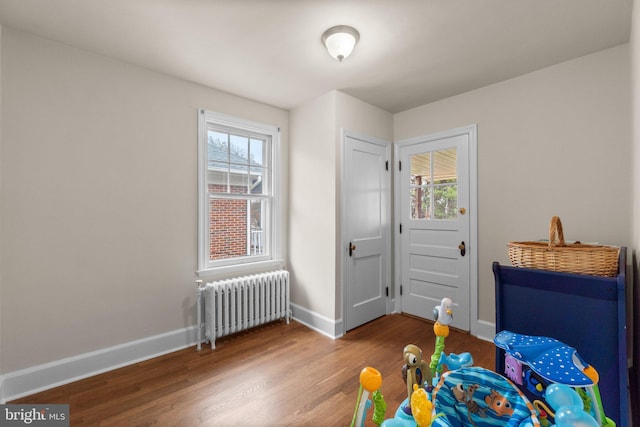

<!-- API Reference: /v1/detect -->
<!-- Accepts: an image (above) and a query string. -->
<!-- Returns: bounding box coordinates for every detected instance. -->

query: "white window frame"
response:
[197,109,282,277]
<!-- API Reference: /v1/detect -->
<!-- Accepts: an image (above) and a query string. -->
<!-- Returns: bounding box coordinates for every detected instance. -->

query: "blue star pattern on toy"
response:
[494,331,593,386]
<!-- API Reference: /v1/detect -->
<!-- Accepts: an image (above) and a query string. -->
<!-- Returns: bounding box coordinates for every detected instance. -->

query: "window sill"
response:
[196,259,286,280]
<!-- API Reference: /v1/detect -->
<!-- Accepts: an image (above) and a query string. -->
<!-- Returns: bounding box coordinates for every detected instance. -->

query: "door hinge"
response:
[399,223,402,234]
[399,161,402,171]
[386,286,389,297]
[385,160,389,171]
[400,285,403,296]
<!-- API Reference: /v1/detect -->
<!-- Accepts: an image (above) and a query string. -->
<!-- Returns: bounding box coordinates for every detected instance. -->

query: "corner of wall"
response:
[288,92,338,322]
[290,302,341,339]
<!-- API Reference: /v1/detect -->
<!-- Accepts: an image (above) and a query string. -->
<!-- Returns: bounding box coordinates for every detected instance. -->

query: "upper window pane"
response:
[230,134,249,166]
[208,162,229,192]
[433,148,457,184]
[208,128,271,195]
[209,130,229,162]
[410,152,431,185]
[250,139,264,166]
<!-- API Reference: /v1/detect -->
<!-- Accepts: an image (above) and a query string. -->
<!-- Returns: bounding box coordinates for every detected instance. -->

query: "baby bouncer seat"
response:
[431,366,540,427]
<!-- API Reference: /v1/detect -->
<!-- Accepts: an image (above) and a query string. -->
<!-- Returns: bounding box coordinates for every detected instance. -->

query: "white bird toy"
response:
[433,297,454,326]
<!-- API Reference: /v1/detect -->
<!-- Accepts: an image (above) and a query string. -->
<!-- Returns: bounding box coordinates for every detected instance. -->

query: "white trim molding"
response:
[290,302,342,340]
[1,326,199,403]
[474,320,497,343]
[0,306,343,403]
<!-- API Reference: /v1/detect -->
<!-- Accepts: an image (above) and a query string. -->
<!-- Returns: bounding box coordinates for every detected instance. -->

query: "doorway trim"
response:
[393,124,480,335]
[340,129,392,336]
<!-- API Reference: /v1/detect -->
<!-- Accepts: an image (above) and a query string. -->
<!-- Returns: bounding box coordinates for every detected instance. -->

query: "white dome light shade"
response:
[321,25,360,62]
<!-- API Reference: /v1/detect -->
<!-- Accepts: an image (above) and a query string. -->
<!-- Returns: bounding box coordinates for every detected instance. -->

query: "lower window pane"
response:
[410,187,431,219]
[249,199,265,255]
[434,184,457,220]
[209,198,266,261]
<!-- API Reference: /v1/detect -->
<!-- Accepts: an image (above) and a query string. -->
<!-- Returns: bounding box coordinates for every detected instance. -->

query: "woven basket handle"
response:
[548,216,565,248]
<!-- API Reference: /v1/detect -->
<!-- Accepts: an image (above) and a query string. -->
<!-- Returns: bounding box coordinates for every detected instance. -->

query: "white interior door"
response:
[398,131,471,330]
[344,133,390,331]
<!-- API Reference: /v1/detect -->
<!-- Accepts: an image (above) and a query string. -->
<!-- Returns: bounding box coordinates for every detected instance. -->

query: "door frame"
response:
[340,129,392,336]
[393,124,479,334]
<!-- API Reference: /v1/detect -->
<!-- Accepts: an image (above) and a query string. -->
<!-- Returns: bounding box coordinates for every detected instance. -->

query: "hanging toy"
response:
[402,344,431,404]
[351,366,385,427]
[430,297,453,377]
[410,383,433,427]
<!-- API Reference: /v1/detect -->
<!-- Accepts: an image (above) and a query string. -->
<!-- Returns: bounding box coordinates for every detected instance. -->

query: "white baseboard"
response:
[0,305,339,403]
[473,319,496,342]
[289,302,495,343]
[290,302,342,339]
[1,325,200,403]
[0,314,495,403]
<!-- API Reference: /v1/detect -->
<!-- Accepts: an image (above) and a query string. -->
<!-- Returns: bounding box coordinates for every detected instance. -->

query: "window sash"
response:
[197,109,280,275]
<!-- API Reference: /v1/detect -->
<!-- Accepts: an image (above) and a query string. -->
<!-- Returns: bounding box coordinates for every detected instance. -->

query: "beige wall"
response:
[289,92,337,319]
[395,44,631,325]
[0,28,288,373]
[288,90,392,325]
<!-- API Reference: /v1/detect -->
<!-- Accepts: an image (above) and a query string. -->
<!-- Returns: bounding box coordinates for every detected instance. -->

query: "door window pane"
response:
[433,148,457,184]
[409,147,458,220]
[410,153,429,219]
[410,152,431,184]
[434,184,457,219]
[410,187,431,219]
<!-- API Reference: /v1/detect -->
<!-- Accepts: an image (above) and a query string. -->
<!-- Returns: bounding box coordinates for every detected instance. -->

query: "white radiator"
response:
[196,270,290,350]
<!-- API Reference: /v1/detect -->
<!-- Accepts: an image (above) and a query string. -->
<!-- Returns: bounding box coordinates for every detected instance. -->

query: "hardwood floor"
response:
[12,314,496,426]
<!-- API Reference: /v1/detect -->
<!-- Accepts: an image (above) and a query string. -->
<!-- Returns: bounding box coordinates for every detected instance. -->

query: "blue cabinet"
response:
[493,247,629,425]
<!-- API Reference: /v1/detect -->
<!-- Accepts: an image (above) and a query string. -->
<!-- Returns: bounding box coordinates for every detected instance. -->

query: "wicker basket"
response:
[507,216,620,277]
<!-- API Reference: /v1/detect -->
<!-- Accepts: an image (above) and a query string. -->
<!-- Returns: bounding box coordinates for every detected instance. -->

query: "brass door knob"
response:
[349,242,356,257]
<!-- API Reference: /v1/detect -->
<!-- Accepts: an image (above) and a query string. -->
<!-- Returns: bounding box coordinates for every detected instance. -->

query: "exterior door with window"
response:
[398,132,470,330]
[344,133,390,331]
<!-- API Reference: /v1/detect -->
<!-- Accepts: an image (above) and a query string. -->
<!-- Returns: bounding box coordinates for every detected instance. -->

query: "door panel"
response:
[399,133,470,330]
[352,254,382,306]
[344,135,390,331]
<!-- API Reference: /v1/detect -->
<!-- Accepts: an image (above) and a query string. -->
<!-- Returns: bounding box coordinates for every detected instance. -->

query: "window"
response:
[198,110,281,275]
[409,147,458,220]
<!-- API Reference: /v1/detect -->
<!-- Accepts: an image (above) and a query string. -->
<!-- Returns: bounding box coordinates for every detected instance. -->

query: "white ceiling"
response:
[0,0,633,113]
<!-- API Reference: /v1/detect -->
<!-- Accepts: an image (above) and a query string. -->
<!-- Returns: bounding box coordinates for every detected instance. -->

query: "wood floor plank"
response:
[11,314,495,426]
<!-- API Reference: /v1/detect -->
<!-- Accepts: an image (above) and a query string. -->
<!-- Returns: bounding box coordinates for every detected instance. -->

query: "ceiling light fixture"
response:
[321,25,360,62]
